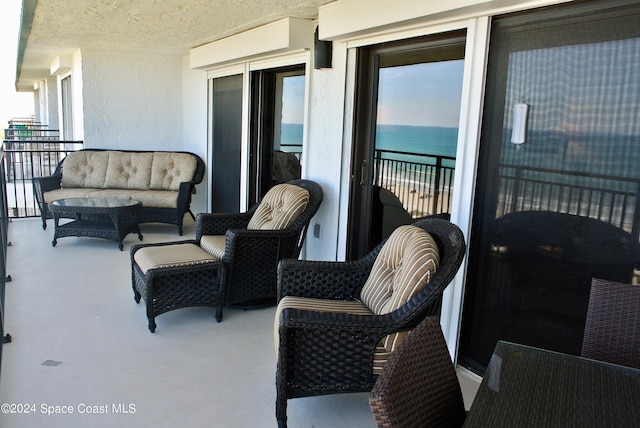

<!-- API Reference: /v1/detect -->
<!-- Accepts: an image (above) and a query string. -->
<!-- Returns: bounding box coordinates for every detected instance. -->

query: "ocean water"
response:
[281,123,458,159]
[280,123,303,149]
[375,124,458,159]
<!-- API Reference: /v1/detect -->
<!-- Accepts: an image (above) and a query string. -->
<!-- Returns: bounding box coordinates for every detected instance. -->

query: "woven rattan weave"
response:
[49,197,143,250]
[130,179,322,331]
[196,179,323,307]
[581,277,640,369]
[369,316,466,428]
[131,240,224,332]
[274,217,466,428]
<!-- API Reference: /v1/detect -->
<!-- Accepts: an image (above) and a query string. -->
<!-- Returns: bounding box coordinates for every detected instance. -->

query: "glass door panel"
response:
[210,74,243,213]
[250,66,305,204]
[348,32,465,258]
[460,1,640,374]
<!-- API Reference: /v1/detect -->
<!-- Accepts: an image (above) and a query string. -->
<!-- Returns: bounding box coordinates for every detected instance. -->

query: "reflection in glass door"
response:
[250,66,305,204]
[348,32,465,259]
[460,1,640,374]
[210,74,243,213]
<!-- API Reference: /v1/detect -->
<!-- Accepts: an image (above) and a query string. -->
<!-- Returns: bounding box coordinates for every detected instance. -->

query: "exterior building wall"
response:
[303,40,350,261]
[79,49,183,150]
[42,77,59,129]
[181,56,208,215]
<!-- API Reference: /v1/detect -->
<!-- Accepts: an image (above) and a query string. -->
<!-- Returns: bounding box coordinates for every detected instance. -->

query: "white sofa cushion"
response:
[104,151,153,190]
[150,152,198,191]
[61,151,110,188]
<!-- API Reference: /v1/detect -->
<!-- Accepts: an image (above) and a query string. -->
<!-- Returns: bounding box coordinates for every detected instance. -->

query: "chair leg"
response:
[148,317,156,333]
[276,393,287,428]
[133,289,141,303]
[215,305,223,322]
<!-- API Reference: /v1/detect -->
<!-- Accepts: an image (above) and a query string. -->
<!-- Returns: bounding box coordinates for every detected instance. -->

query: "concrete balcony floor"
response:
[0,217,479,428]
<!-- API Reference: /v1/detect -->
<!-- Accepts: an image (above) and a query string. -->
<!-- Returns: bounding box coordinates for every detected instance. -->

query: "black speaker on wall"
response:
[314,27,332,69]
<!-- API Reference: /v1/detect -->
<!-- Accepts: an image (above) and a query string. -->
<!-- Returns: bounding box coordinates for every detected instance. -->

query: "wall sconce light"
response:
[511,99,529,147]
[314,27,332,69]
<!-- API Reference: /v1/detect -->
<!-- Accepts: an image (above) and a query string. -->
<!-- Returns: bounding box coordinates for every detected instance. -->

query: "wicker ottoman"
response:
[131,241,225,332]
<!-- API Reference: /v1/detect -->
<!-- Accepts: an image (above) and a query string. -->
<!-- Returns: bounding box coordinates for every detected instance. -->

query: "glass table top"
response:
[463,341,640,427]
[50,198,141,209]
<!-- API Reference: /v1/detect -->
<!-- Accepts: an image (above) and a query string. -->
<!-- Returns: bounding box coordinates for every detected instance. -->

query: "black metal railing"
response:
[5,118,60,141]
[497,163,640,239]
[0,146,12,380]
[2,140,84,218]
[373,149,456,217]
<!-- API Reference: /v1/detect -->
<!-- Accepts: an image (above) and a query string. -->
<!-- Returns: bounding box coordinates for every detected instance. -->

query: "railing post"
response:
[432,156,443,215]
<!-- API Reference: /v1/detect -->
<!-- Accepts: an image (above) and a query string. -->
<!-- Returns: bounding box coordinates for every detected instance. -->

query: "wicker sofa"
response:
[33,149,205,235]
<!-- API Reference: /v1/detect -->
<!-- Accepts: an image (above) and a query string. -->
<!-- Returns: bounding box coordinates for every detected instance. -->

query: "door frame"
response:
[339,17,491,361]
[346,30,468,260]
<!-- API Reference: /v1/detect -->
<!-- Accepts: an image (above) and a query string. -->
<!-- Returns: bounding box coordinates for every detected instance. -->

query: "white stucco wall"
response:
[79,49,183,150]
[43,78,59,129]
[182,55,209,214]
[302,41,350,261]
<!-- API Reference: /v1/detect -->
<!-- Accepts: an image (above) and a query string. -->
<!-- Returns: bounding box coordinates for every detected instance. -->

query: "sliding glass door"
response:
[460,0,640,374]
[209,74,243,213]
[348,32,465,259]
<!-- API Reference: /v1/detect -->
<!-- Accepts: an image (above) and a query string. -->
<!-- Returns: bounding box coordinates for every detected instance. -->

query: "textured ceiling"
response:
[18,0,333,89]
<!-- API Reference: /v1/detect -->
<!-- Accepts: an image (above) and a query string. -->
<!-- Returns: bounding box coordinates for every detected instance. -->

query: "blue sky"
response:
[281,75,305,125]
[377,60,465,128]
[282,60,465,127]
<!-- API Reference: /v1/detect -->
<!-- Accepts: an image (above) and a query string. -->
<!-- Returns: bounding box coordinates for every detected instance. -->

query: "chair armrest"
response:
[222,228,301,263]
[195,212,253,238]
[276,309,413,386]
[277,255,377,301]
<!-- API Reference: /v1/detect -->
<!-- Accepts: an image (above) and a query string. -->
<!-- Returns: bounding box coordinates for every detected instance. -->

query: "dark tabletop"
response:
[463,341,640,428]
[491,211,640,265]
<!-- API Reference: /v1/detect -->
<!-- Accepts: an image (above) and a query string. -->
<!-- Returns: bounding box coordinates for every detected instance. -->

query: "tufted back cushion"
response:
[361,225,440,315]
[247,184,310,230]
[61,151,110,188]
[360,225,440,353]
[150,153,198,191]
[104,152,153,190]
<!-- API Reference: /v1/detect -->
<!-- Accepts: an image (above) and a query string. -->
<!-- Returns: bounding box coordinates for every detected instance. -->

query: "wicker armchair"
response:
[581,277,640,369]
[196,179,323,307]
[274,218,465,428]
[131,179,323,332]
[369,316,466,428]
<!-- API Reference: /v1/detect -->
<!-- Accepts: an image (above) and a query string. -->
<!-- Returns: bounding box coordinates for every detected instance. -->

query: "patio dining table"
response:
[463,341,640,427]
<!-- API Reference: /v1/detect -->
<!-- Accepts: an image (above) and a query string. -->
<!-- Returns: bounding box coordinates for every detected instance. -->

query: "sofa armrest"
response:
[32,174,62,204]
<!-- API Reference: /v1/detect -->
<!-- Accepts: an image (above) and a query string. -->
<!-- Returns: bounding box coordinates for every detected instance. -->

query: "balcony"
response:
[0,143,478,427]
[1,216,372,427]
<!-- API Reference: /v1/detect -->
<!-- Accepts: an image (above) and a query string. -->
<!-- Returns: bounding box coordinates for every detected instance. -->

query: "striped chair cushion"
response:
[199,235,227,259]
[134,243,218,274]
[360,225,440,353]
[247,184,309,230]
[274,296,397,374]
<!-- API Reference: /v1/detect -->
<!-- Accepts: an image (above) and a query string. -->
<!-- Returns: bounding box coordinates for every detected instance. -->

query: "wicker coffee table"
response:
[49,198,143,250]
